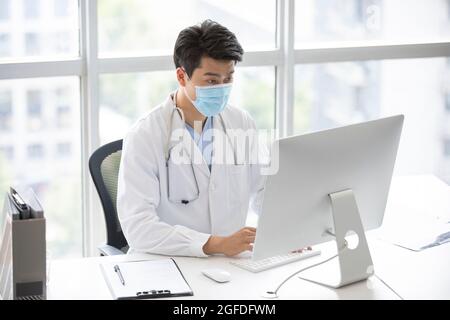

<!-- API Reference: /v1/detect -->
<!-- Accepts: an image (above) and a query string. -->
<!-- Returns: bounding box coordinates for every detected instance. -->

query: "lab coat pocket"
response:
[167,156,199,203]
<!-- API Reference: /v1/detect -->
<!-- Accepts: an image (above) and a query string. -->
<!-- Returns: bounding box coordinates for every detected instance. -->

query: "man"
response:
[117,20,265,257]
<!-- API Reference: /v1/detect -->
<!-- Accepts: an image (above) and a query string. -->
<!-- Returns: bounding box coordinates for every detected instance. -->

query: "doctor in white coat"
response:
[117,20,266,258]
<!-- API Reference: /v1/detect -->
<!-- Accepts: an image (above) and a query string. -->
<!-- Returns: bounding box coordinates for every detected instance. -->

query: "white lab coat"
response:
[117,92,266,257]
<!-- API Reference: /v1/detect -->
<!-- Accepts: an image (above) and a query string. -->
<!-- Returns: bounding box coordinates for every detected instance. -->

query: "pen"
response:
[114,265,125,286]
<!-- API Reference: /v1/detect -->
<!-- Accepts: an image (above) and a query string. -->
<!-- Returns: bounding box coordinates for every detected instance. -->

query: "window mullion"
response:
[294,42,450,64]
[276,0,295,138]
[0,59,83,80]
[285,0,295,136]
[80,0,101,257]
[275,0,285,137]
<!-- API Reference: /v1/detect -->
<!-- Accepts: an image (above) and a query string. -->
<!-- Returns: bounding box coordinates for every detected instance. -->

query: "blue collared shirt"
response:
[185,117,213,171]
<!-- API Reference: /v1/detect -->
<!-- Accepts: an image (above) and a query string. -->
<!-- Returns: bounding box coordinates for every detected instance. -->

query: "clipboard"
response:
[100,258,193,299]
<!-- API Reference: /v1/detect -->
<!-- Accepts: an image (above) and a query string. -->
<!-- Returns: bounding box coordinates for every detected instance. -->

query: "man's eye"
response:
[225,78,233,83]
[207,80,217,85]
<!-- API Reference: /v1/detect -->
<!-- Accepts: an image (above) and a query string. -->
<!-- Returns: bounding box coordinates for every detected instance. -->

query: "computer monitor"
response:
[253,115,404,288]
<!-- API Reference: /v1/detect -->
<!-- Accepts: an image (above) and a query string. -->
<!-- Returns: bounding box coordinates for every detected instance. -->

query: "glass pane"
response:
[295,0,450,46]
[0,0,79,60]
[99,71,178,144]
[0,0,10,20]
[0,77,82,258]
[229,66,275,131]
[98,0,276,55]
[99,67,275,144]
[294,58,450,184]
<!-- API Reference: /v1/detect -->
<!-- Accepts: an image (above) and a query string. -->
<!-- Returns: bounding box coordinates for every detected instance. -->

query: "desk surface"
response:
[47,235,450,300]
[48,175,450,300]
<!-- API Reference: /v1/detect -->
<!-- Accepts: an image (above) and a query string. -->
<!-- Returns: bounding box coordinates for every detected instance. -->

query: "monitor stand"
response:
[298,189,374,288]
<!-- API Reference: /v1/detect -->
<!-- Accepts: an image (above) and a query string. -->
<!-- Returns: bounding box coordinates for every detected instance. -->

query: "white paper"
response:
[379,175,450,251]
[380,219,450,251]
[100,258,192,299]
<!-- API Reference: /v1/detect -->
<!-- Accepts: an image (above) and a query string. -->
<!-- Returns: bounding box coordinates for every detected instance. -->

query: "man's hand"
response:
[203,227,256,257]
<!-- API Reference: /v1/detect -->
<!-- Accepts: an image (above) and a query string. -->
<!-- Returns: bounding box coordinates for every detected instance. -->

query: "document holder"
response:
[0,188,46,300]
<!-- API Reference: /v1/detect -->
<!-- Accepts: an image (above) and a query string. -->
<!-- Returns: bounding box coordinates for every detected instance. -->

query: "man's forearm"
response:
[202,235,225,255]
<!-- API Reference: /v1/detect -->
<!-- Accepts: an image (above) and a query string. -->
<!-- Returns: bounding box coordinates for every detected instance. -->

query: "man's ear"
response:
[176,67,187,87]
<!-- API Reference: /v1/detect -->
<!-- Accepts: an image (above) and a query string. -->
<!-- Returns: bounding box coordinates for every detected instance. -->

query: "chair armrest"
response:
[98,244,125,256]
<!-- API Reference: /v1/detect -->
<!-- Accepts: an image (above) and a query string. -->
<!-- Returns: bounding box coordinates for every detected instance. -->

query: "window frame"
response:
[0,0,449,256]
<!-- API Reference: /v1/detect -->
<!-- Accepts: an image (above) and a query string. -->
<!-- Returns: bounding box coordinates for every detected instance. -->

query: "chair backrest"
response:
[88,139,128,253]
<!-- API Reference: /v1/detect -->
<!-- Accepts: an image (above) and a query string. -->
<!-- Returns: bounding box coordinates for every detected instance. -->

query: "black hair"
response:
[173,19,244,78]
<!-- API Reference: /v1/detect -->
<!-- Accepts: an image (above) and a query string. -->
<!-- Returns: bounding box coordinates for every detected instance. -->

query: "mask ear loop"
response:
[180,67,197,105]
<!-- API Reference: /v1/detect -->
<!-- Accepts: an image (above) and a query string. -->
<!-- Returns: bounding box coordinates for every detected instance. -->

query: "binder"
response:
[0,187,46,300]
[100,258,193,299]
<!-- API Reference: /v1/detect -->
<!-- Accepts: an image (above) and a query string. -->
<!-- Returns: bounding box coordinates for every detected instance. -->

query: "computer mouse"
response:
[201,268,231,283]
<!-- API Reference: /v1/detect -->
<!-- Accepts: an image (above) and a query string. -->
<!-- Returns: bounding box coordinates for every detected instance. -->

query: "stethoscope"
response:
[164,97,238,205]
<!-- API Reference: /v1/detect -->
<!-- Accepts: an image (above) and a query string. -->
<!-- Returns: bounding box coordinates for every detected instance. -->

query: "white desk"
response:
[46,235,450,300]
[370,236,450,300]
[47,175,450,300]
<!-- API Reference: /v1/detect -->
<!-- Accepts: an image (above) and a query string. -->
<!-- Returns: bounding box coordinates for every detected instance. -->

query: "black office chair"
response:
[89,139,128,256]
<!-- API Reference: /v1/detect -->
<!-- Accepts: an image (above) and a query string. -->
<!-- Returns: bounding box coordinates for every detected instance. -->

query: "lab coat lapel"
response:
[181,130,211,178]
[167,102,210,179]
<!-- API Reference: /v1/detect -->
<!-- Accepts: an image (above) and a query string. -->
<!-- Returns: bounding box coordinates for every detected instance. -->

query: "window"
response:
[54,0,70,17]
[0,90,12,131]
[24,0,40,20]
[53,32,71,53]
[56,142,71,157]
[294,57,449,181]
[56,105,71,128]
[27,90,42,116]
[1,0,449,258]
[0,77,82,259]
[0,34,10,57]
[295,0,450,46]
[27,143,45,159]
[25,33,41,56]
[99,67,275,144]
[98,0,276,55]
[444,138,450,157]
[99,71,176,144]
[0,0,79,59]
[27,90,43,130]
[55,87,72,129]
[446,93,450,112]
[0,0,10,20]
[229,67,275,131]
[0,146,13,161]
[55,88,73,129]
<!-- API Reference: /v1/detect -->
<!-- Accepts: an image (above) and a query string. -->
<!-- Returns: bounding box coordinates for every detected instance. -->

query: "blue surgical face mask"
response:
[183,80,232,117]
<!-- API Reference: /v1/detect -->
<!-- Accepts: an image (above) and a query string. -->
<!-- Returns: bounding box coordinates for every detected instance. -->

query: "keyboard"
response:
[230,249,321,273]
